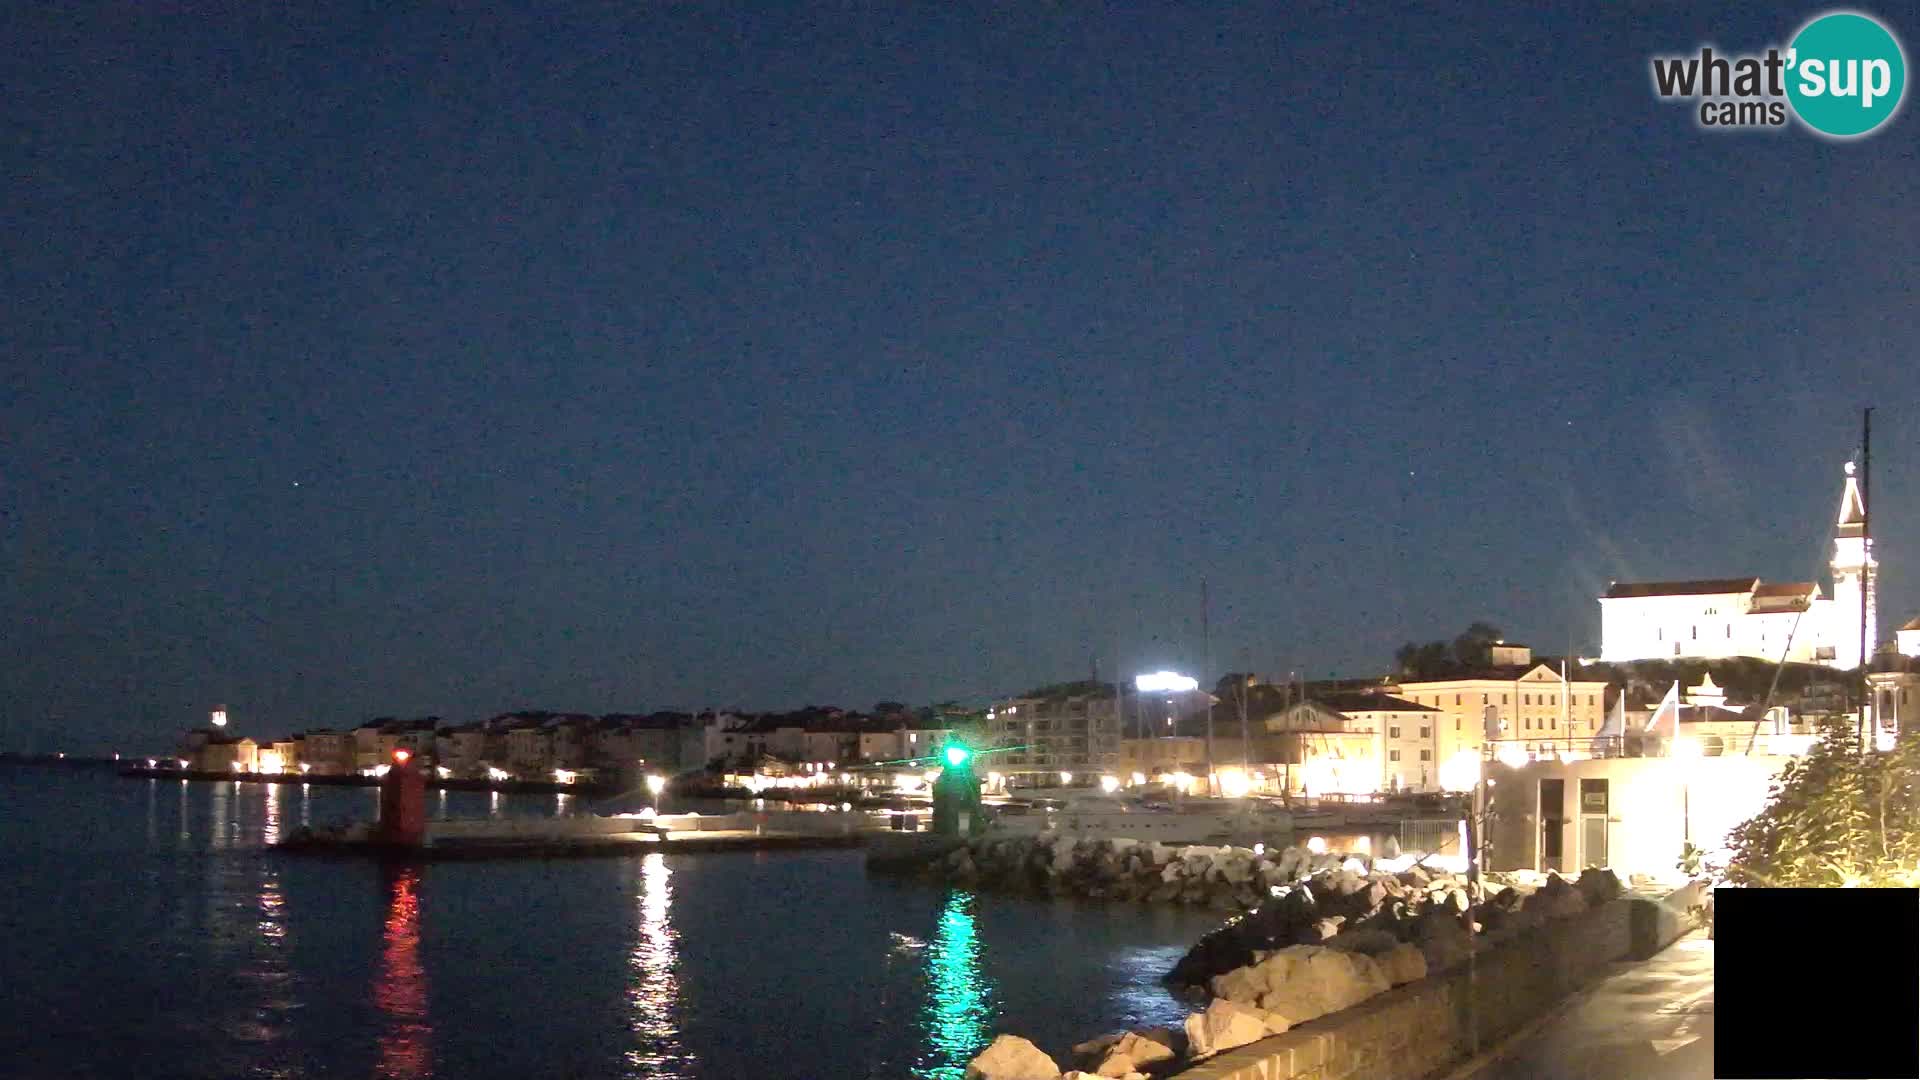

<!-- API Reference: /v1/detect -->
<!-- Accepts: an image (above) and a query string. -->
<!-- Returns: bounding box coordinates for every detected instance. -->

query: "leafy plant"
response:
[1718,717,1920,889]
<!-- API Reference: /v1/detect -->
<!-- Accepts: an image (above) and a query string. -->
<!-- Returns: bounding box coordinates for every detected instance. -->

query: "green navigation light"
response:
[944,744,970,768]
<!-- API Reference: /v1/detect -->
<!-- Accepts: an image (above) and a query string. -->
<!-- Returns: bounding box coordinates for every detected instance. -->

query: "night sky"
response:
[5,5,1918,752]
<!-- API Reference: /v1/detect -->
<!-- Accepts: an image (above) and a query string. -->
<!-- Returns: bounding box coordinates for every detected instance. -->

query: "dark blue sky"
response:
[5,4,1918,751]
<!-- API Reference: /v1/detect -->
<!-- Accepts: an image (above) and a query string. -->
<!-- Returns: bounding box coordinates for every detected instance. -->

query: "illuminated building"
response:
[1598,461,1877,669]
[1392,647,1610,765]
[987,691,1122,786]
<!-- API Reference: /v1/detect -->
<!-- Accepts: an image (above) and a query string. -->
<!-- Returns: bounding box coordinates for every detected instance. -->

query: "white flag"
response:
[1646,680,1681,736]
[1597,689,1626,738]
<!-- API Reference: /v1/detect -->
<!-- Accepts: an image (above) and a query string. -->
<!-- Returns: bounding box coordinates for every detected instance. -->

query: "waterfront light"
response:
[299,762,311,774]
[393,749,411,766]
[1130,771,1146,787]
[553,769,577,784]
[436,766,451,779]
[1099,775,1120,793]
[1438,750,1481,793]
[177,759,190,770]
[1217,767,1250,799]
[1253,843,1265,856]
[486,766,511,782]
[1058,771,1073,786]
[1306,836,1328,855]
[646,774,667,798]
[1135,671,1199,693]
[145,758,156,768]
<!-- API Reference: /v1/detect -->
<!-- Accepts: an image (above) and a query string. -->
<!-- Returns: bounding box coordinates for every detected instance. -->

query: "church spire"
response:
[1837,460,1867,537]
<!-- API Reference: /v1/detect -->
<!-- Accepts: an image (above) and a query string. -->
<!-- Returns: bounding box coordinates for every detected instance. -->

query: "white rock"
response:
[1095,1029,1178,1075]
[1183,998,1271,1059]
[1377,943,1428,986]
[1251,945,1387,1025]
[965,1034,1060,1080]
[1210,963,1266,1005]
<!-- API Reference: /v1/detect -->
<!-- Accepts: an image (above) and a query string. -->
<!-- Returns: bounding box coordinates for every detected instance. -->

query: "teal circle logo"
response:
[1787,12,1907,138]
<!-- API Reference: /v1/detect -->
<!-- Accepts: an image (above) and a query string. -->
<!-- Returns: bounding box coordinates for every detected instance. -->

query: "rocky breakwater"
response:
[927,834,1378,911]
[961,865,1625,1080]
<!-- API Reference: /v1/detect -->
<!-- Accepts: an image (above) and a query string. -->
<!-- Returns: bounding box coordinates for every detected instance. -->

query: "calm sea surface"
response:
[0,767,1219,1080]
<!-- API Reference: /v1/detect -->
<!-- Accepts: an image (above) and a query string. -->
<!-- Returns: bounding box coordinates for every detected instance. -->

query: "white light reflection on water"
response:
[919,891,996,1080]
[210,780,232,851]
[625,853,689,1077]
[262,782,283,847]
[374,866,433,1079]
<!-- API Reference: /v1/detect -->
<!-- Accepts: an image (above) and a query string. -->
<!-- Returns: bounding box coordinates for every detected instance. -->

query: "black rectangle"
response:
[1715,888,1919,1079]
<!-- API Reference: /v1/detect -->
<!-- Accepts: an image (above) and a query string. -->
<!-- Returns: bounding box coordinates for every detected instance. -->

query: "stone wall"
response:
[1172,897,1637,1080]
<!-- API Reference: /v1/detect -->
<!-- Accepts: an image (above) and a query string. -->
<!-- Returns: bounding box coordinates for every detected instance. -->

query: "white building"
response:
[1898,615,1920,658]
[1599,462,1877,669]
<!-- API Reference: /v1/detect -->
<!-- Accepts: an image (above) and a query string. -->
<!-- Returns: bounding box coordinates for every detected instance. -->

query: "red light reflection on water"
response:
[374,867,432,1079]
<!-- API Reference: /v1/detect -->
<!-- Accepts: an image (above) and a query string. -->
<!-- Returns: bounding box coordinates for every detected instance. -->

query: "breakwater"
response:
[946,833,1636,1080]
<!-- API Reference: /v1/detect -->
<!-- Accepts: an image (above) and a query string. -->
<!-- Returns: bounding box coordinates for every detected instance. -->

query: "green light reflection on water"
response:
[919,889,996,1080]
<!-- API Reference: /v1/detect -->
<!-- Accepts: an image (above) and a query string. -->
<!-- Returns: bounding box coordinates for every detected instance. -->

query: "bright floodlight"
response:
[944,744,970,768]
[211,709,228,728]
[392,748,411,765]
[646,774,667,796]
[1135,671,1199,693]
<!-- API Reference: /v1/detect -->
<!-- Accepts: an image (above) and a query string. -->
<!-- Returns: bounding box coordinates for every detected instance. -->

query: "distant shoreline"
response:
[112,765,620,796]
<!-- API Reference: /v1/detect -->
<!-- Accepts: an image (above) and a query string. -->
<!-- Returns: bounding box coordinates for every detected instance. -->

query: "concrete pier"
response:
[277,808,877,861]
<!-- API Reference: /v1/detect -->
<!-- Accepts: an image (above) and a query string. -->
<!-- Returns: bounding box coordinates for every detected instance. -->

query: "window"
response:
[1726,625,1732,639]
[1389,750,1401,762]
[1420,726,1430,738]
[1389,726,1401,738]
[1501,695,1508,705]
[1524,718,1532,730]
[1550,718,1557,730]
[1455,694,1462,705]
[1419,750,1432,762]
[1523,694,1531,705]
[1455,717,1461,731]
[1691,625,1697,639]
[1481,693,1488,704]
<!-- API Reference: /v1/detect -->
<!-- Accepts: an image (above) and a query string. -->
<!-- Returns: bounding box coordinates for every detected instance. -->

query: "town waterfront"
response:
[1,766,1218,1080]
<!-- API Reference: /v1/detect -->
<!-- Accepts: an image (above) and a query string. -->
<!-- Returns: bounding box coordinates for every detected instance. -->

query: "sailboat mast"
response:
[1861,407,1874,746]
[1201,579,1216,796]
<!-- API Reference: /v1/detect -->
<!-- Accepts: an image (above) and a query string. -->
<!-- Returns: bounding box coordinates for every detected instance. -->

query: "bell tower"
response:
[1831,460,1876,670]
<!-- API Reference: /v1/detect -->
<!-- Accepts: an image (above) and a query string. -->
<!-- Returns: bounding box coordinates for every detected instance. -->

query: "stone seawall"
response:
[958,868,1700,1080]
[1174,895,1671,1080]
